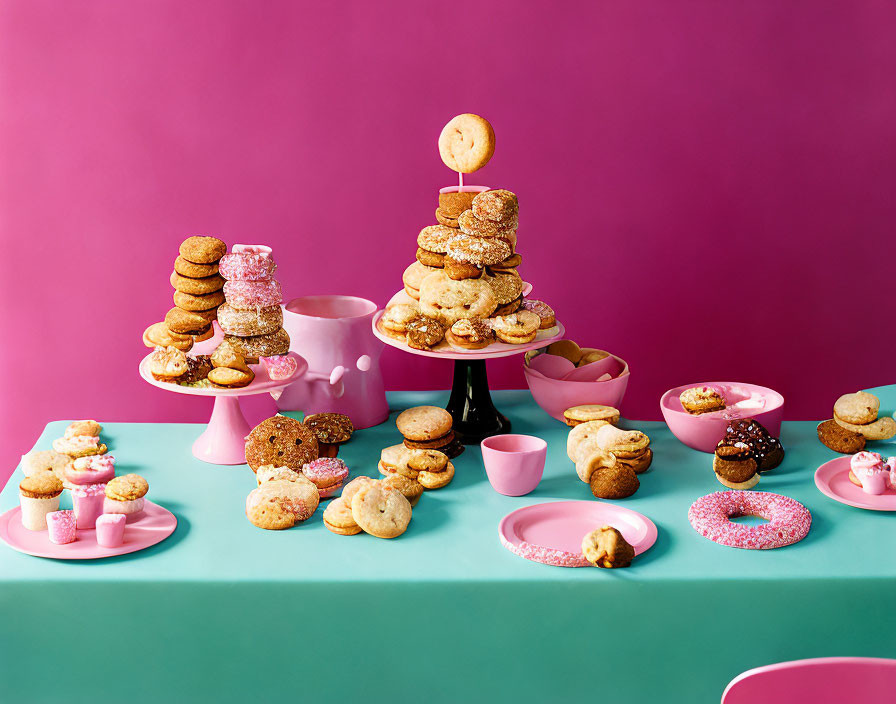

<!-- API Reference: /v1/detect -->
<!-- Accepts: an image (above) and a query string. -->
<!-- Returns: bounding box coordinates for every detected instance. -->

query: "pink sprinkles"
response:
[688,491,811,550]
[302,458,349,485]
[223,279,282,309]
[500,533,590,568]
[219,251,277,281]
[261,355,297,380]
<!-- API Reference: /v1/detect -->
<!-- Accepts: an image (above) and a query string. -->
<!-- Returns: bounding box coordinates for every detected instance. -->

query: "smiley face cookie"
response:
[419,270,497,326]
[438,113,495,173]
[245,416,319,472]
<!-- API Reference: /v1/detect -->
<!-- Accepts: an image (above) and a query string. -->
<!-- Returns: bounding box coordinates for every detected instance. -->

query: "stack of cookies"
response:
[712,419,784,489]
[323,476,414,539]
[817,391,896,453]
[378,444,455,490]
[217,245,289,363]
[165,236,227,342]
[566,418,653,499]
[395,406,464,458]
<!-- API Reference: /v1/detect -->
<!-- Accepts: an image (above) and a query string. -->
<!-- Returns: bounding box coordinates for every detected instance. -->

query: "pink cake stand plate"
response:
[139,350,308,465]
[815,456,896,511]
[499,500,658,568]
[0,500,177,559]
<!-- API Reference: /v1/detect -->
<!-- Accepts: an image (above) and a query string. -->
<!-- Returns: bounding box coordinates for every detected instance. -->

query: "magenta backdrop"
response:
[1,1,895,478]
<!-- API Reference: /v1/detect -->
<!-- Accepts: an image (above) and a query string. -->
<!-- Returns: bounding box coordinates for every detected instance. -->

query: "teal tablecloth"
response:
[2,388,895,703]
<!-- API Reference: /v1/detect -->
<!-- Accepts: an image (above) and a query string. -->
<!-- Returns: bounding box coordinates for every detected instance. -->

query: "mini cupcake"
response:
[18,473,64,530]
[104,474,149,519]
[301,458,350,498]
[46,510,77,545]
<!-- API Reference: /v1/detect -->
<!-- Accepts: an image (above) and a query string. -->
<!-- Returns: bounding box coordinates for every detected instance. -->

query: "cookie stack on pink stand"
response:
[217,245,290,363]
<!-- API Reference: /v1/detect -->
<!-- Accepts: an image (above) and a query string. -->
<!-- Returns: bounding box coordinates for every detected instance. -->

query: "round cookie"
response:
[546,340,583,364]
[21,450,70,480]
[303,413,353,457]
[563,405,621,428]
[817,419,866,454]
[491,311,540,344]
[435,207,460,228]
[833,391,880,425]
[323,497,362,535]
[484,271,523,305]
[589,464,640,499]
[446,234,511,266]
[417,225,456,254]
[179,236,226,264]
[173,289,225,312]
[174,255,219,278]
[169,271,225,296]
[208,366,255,388]
[246,479,319,530]
[438,190,477,218]
[582,526,635,568]
[438,113,495,173]
[380,474,424,507]
[143,322,194,351]
[350,483,412,539]
[617,448,653,474]
[417,461,454,490]
[223,329,290,364]
[416,247,446,268]
[217,303,283,337]
[245,415,319,472]
[445,318,494,350]
[834,415,896,441]
[105,473,149,501]
[341,476,377,505]
[472,189,518,222]
[396,406,453,442]
[419,270,497,326]
[520,299,555,329]
[402,261,437,300]
[381,303,420,335]
[405,315,446,351]
[165,307,216,334]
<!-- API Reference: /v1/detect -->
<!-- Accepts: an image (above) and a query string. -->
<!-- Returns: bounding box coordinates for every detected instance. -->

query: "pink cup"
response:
[95,513,126,547]
[480,434,548,496]
[71,483,106,530]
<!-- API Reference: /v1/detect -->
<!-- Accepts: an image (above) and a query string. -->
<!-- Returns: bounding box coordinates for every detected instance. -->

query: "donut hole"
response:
[729,514,769,527]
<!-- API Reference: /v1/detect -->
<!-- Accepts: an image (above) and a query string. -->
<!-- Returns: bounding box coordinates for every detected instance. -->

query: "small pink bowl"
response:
[481,434,547,496]
[660,381,785,453]
[523,353,630,422]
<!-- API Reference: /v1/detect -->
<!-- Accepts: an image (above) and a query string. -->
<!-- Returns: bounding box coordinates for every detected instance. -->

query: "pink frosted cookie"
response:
[688,491,811,550]
[64,454,115,486]
[47,510,76,545]
[95,513,126,547]
[301,458,349,498]
[219,247,277,281]
[261,355,298,380]
[223,279,282,310]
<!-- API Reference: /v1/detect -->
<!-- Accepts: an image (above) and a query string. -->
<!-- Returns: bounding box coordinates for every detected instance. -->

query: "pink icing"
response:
[232,244,272,257]
[500,533,590,568]
[46,510,76,544]
[66,435,99,451]
[302,458,349,486]
[95,513,126,547]
[688,491,811,550]
[219,250,277,281]
[72,483,106,529]
[65,455,115,485]
[850,451,896,495]
[318,480,346,498]
[223,279,282,308]
[261,355,297,380]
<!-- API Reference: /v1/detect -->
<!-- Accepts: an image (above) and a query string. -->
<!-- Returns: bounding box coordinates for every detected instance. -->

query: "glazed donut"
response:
[217,303,283,336]
[219,252,277,281]
[64,455,116,485]
[688,491,811,549]
[472,189,518,222]
[437,113,495,173]
[223,279,282,310]
[445,234,511,266]
[223,329,290,363]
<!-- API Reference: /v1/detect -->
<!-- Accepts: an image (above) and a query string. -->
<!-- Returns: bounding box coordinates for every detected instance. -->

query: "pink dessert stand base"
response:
[139,343,308,466]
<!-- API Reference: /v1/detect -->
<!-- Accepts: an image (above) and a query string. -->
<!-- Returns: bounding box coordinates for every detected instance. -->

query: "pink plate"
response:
[0,500,177,559]
[498,500,657,567]
[815,456,896,511]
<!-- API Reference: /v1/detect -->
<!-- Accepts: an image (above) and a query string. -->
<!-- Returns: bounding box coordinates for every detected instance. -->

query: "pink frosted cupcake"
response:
[64,454,115,486]
[103,474,149,520]
[301,458,349,498]
[46,510,76,544]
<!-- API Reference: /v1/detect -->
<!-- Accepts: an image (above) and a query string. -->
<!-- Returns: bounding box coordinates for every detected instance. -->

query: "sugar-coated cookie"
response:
[246,479,319,530]
[303,413,353,457]
[419,270,497,326]
[833,392,880,425]
[491,311,539,344]
[834,415,896,440]
[472,189,518,223]
[445,235,511,266]
[563,405,620,427]
[218,250,277,281]
[170,270,225,296]
[223,279,282,310]
[174,255,219,278]
[351,483,412,539]
[680,386,726,415]
[458,210,508,238]
[396,406,453,442]
[405,315,445,350]
[223,329,290,364]
[582,526,635,568]
[217,303,283,337]
[417,225,456,254]
[817,419,866,454]
[323,497,362,535]
[143,322,194,351]
[179,236,226,264]
[438,113,495,173]
[245,416,318,472]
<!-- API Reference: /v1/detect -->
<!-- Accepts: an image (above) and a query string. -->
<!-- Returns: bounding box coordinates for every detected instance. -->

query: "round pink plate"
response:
[815,456,896,511]
[498,500,657,567]
[0,500,177,559]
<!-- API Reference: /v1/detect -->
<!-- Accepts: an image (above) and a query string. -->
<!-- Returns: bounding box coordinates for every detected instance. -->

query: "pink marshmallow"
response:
[46,510,76,545]
[95,513,126,547]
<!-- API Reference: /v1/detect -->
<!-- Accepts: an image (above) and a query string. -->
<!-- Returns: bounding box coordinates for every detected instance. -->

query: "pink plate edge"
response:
[497,500,658,568]
[0,500,178,559]
[814,456,896,512]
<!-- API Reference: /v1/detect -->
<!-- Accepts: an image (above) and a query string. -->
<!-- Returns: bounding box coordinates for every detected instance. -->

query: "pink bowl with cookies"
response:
[660,382,785,453]
[523,353,630,422]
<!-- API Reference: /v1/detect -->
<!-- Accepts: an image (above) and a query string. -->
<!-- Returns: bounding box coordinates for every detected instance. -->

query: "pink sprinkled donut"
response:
[219,252,277,281]
[261,355,298,381]
[223,279,282,310]
[688,491,811,550]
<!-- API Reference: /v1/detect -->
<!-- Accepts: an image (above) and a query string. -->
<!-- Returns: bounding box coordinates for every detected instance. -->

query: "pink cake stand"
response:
[139,348,308,465]
[372,285,564,443]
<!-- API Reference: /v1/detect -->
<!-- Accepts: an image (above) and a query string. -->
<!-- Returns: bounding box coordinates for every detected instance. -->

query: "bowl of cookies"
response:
[660,382,785,453]
[523,341,630,422]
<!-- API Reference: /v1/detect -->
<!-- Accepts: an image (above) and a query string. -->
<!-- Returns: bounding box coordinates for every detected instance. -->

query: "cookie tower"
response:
[217,245,290,363]
[162,236,227,344]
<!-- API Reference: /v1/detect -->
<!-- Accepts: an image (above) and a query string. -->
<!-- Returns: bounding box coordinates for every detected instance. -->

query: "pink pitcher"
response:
[276,295,388,428]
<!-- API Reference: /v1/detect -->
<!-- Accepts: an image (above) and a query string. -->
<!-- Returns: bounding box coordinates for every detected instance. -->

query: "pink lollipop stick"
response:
[459,172,464,191]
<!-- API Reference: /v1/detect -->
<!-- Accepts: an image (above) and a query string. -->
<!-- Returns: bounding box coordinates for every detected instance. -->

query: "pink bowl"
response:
[660,382,785,453]
[523,353,630,422]
[481,434,547,496]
